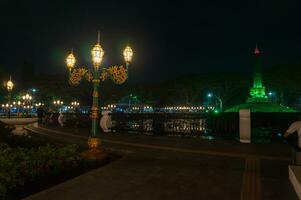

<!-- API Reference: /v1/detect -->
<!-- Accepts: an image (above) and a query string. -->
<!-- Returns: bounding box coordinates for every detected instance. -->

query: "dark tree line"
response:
[1,64,301,109]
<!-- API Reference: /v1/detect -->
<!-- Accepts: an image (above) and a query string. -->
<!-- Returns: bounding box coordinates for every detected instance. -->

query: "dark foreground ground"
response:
[24,125,298,200]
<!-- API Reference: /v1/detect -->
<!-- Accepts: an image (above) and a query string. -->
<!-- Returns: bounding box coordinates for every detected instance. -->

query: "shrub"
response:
[0,143,82,197]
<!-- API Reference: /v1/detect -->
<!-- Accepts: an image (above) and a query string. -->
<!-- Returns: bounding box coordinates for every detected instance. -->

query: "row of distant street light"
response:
[0,76,86,116]
[0,75,279,115]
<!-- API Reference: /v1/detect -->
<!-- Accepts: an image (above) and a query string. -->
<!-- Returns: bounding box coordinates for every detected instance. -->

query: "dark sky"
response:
[0,0,301,83]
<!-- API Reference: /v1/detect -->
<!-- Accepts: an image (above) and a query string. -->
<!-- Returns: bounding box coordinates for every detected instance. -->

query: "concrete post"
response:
[239,109,251,143]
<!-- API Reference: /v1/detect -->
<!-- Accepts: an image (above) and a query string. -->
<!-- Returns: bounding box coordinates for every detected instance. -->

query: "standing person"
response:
[284,120,301,149]
[37,106,44,124]
[58,112,65,127]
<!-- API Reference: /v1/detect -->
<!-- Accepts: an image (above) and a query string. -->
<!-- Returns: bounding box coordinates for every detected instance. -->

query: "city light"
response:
[162,106,214,112]
[123,46,133,63]
[22,93,32,101]
[35,102,44,107]
[6,76,14,92]
[91,43,104,68]
[66,51,76,71]
[53,100,63,105]
[71,101,80,106]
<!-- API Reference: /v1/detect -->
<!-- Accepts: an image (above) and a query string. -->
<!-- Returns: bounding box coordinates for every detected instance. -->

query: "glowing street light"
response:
[207,92,223,112]
[91,43,104,68]
[123,46,133,63]
[267,91,278,103]
[71,101,80,106]
[66,50,76,72]
[53,100,63,105]
[4,76,14,118]
[35,102,44,107]
[22,93,32,101]
[6,76,14,92]
[70,101,80,112]
[22,93,33,113]
[66,32,133,159]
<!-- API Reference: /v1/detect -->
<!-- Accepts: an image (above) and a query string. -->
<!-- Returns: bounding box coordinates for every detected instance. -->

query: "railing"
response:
[48,112,239,138]
[251,112,301,141]
[43,112,301,141]
[111,113,209,136]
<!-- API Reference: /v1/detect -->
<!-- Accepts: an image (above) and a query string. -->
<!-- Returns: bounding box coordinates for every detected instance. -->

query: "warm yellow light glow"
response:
[6,79,14,92]
[71,101,80,106]
[66,52,76,71]
[22,93,32,100]
[91,43,104,67]
[123,46,133,63]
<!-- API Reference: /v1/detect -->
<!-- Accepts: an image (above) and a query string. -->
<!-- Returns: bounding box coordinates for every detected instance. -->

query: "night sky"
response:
[0,0,301,83]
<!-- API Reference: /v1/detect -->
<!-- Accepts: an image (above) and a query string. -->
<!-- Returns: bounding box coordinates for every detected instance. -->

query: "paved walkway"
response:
[24,125,298,200]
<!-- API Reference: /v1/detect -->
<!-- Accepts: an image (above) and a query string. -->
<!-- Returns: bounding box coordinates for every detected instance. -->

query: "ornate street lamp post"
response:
[207,93,223,112]
[6,76,14,118]
[53,100,63,112]
[6,76,14,93]
[65,33,133,159]
[71,101,80,106]
[22,93,33,115]
[71,101,80,112]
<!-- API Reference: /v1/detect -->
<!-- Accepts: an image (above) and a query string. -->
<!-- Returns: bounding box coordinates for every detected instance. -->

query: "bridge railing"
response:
[45,112,301,140]
[48,112,239,138]
[251,112,301,141]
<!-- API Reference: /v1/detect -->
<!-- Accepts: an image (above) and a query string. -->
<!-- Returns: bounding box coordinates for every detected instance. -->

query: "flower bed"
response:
[0,125,115,199]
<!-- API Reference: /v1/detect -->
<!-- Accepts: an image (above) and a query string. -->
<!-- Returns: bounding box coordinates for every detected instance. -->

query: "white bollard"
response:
[239,109,251,143]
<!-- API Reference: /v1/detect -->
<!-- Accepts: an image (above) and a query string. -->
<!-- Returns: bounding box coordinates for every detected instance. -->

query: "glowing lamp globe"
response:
[91,43,104,67]
[123,46,133,63]
[6,79,14,92]
[66,53,76,71]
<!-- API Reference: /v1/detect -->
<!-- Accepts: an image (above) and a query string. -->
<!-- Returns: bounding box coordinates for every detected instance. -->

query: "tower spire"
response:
[254,44,260,55]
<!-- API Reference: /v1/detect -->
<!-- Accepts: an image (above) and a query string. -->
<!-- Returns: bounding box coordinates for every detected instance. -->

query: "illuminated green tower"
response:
[225,46,296,112]
[248,46,268,102]
[250,46,266,98]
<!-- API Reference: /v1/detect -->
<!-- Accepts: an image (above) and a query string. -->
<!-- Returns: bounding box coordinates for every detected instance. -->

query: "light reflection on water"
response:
[119,118,211,138]
[125,119,207,132]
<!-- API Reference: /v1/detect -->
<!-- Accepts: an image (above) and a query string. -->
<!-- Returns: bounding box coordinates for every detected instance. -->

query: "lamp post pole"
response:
[91,68,100,137]
[208,93,223,112]
[65,33,133,159]
[53,100,63,113]
[6,76,14,118]
[71,101,80,113]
